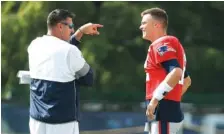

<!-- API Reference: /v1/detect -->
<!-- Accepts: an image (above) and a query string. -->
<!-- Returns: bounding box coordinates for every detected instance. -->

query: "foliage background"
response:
[2,1,224,105]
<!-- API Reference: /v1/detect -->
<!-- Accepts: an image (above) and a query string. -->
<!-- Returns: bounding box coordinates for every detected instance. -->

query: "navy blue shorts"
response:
[144,99,184,133]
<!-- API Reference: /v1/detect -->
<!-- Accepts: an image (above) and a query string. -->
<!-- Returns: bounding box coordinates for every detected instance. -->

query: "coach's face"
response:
[139,14,155,41]
[58,17,74,41]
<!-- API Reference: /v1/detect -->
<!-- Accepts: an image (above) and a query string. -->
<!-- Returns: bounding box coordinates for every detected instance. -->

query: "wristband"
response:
[153,82,173,100]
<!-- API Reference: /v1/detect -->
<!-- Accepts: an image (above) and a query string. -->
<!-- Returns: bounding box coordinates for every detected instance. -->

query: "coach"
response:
[28,9,103,134]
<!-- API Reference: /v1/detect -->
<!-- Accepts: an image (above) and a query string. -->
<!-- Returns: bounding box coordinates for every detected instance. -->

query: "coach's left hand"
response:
[79,23,103,35]
[146,98,159,120]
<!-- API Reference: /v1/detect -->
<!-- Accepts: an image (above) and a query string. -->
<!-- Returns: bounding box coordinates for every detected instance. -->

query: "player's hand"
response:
[146,98,159,120]
[79,23,103,35]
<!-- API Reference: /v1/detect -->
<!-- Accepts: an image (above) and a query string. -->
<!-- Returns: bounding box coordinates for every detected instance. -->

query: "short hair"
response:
[47,9,75,28]
[141,8,168,30]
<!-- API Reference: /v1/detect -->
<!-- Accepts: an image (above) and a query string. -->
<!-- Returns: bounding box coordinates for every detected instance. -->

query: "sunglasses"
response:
[60,22,74,29]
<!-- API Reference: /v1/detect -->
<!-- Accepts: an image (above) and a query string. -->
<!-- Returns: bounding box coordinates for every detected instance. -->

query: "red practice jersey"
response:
[144,35,186,102]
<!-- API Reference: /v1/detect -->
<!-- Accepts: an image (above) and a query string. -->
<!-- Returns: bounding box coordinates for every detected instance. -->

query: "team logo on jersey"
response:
[157,43,176,56]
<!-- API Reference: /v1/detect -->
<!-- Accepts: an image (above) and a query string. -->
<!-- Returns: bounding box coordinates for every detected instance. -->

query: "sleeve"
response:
[69,34,81,49]
[154,42,178,64]
[161,59,189,78]
[161,59,180,74]
[75,67,94,86]
[67,46,94,86]
[67,46,89,78]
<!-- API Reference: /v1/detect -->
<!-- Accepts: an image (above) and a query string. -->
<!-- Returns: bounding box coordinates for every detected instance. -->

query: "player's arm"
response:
[67,46,94,86]
[161,59,182,87]
[150,59,184,105]
[162,59,191,96]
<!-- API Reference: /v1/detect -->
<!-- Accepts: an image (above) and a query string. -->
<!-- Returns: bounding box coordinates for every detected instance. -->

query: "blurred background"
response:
[1,1,224,134]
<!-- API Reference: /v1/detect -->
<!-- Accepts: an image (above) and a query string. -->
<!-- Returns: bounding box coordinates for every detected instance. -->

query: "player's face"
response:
[139,14,156,41]
[57,17,74,41]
